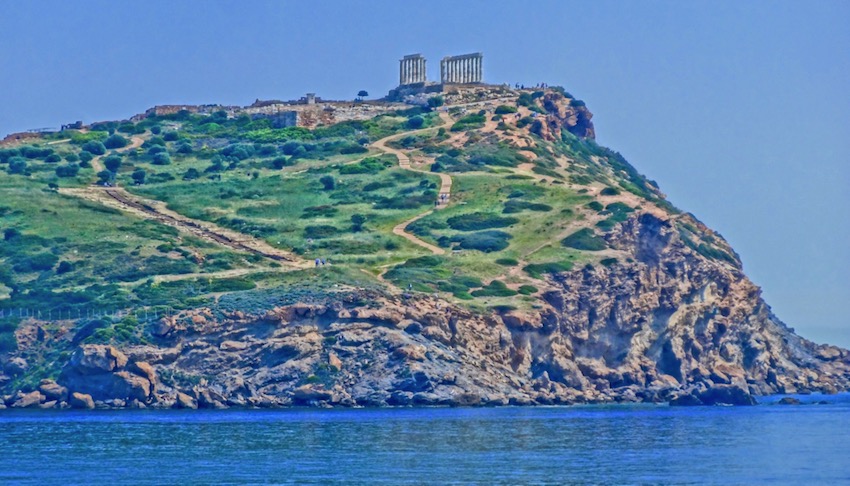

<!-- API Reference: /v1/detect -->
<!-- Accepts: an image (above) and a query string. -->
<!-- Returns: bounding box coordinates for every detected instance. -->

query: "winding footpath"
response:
[370,112,454,255]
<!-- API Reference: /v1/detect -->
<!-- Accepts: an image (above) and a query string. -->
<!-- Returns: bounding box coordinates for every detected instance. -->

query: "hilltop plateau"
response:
[0,85,847,409]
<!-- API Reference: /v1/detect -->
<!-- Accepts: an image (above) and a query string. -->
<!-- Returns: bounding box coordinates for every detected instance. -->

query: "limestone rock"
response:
[38,380,68,402]
[11,390,44,408]
[69,392,95,410]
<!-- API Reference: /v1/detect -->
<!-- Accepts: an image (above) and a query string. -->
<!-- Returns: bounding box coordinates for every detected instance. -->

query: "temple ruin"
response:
[399,54,427,86]
[440,53,483,84]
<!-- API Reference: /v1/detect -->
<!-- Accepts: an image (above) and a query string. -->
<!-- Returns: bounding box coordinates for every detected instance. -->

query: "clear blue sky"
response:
[1,1,848,347]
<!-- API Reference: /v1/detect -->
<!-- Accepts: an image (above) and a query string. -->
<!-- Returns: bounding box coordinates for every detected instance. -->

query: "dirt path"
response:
[60,186,307,268]
[370,113,454,255]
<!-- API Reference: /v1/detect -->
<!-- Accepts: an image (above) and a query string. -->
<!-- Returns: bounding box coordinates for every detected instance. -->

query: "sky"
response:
[0,1,848,347]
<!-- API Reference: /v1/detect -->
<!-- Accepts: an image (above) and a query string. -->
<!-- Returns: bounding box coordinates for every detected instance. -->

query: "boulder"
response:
[699,385,758,406]
[38,380,68,402]
[69,345,128,375]
[11,391,44,408]
[778,397,801,405]
[293,384,333,403]
[328,353,343,372]
[669,392,703,406]
[69,392,95,410]
[4,357,27,376]
[175,392,197,409]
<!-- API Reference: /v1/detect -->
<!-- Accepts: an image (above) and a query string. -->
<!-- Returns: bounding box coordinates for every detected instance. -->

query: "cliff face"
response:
[4,213,845,410]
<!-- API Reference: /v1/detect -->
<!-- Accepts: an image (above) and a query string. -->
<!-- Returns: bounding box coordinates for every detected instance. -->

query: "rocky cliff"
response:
[3,212,846,410]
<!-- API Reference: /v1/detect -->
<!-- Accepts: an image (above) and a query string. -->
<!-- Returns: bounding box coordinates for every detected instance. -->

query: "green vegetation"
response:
[0,86,689,317]
[562,228,606,251]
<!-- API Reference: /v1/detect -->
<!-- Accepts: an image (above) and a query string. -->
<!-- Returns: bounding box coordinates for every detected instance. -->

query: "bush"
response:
[152,153,172,165]
[55,163,80,178]
[56,261,74,274]
[44,153,62,163]
[103,154,123,172]
[13,252,59,272]
[301,205,338,218]
[471,280,516,297]
[451,230,512,252]
[304,225,339,239]
[600,187,620,196]
[600,258,617,267]
[78,151,94,164]
[271,156,289,169]
[447,212,518,231]
[502,200,553,213]
[494,105,517,115]
[81,141,107,156]
[495,257,519,266]
[351,214,366,232]
[407,116,425,129]
[427,96,444,108]
[183,168,201,180]
[586,201,603,211]
[131,169,146,185]
[104,134,129,149]
[523,261,573,279]
[562,228,606,251]
[162,131,179,142]
[339,157,389,175]
[518,285,538,295]
[150,126,162,135]
[8,157,27,174]
[319,175,335,190]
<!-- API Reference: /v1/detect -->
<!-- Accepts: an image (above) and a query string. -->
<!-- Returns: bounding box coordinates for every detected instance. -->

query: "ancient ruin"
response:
[440,53,483,84]
[399,54,427,86]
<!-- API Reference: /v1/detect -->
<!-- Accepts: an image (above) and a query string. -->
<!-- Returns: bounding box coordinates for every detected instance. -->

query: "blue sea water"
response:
[1,394,848,485]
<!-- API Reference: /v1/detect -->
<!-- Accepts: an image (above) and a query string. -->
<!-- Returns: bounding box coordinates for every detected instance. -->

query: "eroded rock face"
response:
[59,345,156,404]
[3,215,848,409]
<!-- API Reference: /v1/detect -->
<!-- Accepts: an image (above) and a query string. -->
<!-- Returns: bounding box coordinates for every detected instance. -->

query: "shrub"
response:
[13,252,58,272]
[471,280,516,297]
[447,212,518,231]
[64,153,79,162]
[304,225,339,239]
[152,153,172,165]
[562,228,606,251]
[150,126,162,135]
[131,169,146,185]
[319,175,335,190]
[301,205,338,218]
[351,214,366,232]
[518,285,538,295]
[600,187,620,196]
[427,96,444,108]
[495,257,519,266]
[44,153,62,163]
[183,168,201,180]
[523,261,573,279]
[339,157,389,175]
[103,154,123,172]
[407,116,425,129]
[162,131,179,142]
[8,157,27,174]
[451,230,512,252]
[104,134,129,149]
[56,261,74,274]
[600,258,617,267]
[55,164,80,178]
[586,201,603,211]
[494,105,517,115]
[81,141,107,156]
[78,151,94,164]
[502,200,553,213]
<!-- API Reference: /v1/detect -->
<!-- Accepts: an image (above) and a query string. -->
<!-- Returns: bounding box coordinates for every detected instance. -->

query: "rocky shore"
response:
[2,213,848,410]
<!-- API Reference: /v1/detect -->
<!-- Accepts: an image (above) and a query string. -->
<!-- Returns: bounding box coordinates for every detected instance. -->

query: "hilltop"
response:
[0,85,847,409]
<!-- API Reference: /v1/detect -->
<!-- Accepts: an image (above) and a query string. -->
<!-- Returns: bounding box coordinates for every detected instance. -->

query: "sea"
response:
[1,393,848,485]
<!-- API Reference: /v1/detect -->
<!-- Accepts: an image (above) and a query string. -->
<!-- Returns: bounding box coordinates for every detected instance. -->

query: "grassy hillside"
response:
[0,87,740,358]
